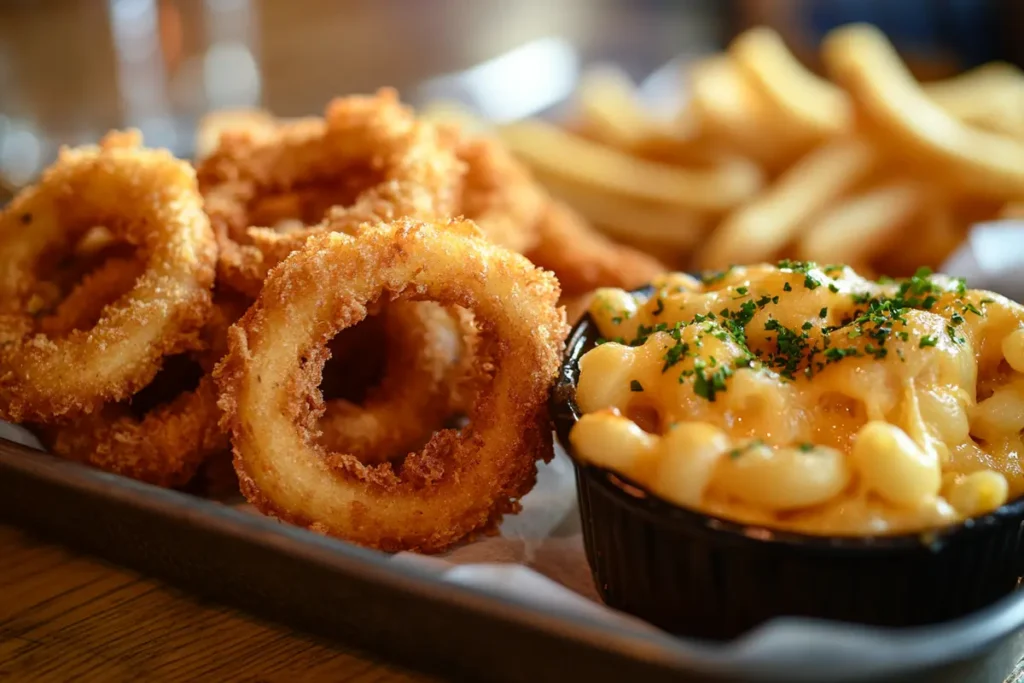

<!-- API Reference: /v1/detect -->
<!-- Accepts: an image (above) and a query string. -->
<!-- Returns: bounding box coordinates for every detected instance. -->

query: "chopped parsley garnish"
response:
[691,358,733,402]
[728,439,765,459]
[701,267,733,285]
[661,338,690,372]
[828,283,840,293]
[963,302,983,316]
[819,307,828,318]
[919,335,938,348]
[651,298,665,316]
[629,380,644,392]
[783,282,792,292]
[735,286,749,296]
[798,442,815,452]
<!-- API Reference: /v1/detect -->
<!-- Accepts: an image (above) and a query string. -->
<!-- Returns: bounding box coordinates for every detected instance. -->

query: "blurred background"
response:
[2,0,1022,186]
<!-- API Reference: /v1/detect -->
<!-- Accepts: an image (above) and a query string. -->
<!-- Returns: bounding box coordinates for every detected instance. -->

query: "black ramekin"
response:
[551,300,1024,640]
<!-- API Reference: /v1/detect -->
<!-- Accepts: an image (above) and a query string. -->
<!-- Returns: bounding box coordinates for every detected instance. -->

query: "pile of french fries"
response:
[499,23,1024,275]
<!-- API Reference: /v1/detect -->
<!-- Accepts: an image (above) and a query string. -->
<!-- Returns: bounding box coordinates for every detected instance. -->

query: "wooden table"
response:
[0,525,434,682]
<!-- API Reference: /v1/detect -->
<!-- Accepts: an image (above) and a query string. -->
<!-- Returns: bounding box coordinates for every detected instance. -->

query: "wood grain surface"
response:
[0,525,435,683]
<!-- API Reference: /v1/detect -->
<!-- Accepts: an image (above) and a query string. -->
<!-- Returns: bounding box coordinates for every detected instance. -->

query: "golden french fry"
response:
[729,27,852,140]
[797,179,924,264]
[576,67,662,148]
[924,62,1024,138]
[823,24,1024,200]
[532,167,708,251]
[879,202,964,274]
[419,99,495,135]
[696,137,877,268]
[687,55,807,169]
[499,118,763,212]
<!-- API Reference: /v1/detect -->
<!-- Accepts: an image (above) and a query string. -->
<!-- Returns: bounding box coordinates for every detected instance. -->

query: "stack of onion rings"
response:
[0,88,653,553]
[215,218,566,552]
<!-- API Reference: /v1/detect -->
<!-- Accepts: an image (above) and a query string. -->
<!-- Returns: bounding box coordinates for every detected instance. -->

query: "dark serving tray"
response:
[3,436,1024,683]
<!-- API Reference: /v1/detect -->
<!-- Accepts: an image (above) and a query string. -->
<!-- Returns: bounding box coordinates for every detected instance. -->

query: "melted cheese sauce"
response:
[571,264,1024,535]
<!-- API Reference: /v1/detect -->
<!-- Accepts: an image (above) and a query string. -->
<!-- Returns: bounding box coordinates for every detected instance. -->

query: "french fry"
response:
[575,67,672,149]
[925,62,1024,138]
[688,55,806,169]
[879,202,964,275]
[729,27,852,140]
[492,23,1022,277]
[499,118,763,212]
[797,179,924,264]
[696,137,876,268]
[824,24,1024,200]
[532,168,707,251]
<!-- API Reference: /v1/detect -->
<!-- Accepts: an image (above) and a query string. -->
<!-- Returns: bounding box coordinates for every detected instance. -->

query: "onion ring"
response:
[215,218,567,552]
[40,288,245,487]
[199,89,464,296]
[317,301,475,465]
[453,133,546,253]
[36,257,145,337]
[0,133,216,422]
[525,200,664,297]
[42,373,225,487]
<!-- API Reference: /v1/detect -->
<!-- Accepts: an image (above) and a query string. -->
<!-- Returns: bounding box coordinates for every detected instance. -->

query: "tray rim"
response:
[2,435,1024,682]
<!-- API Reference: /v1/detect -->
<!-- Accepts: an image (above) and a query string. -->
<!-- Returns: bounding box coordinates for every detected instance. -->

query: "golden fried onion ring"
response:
[45,376,226,487]
[317,301,475,465]
[525,200,665,297]
[199,89,464,296]
[42,287,242,487]
[215,219,567,552]
[0,134,216,422]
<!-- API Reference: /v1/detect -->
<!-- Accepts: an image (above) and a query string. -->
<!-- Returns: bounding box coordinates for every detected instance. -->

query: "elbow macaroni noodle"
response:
[570,263,1024,534]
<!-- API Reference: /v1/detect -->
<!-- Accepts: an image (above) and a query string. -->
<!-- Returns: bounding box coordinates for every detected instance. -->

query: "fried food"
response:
[0,132,216,422]
[215,219,567,552]
[525,200,664,297]
[823,24,1024,200]
[505,25,1022,275]
[453,134,546,253]
[499,118,763,213]
[42,373,226,487]
[36,257,145,337]
[194,108,280,161]
[696,137,877,268]
[317,300,475,465]
[39,286,242,487]
[728,26,852,142]
[199,89,464,296]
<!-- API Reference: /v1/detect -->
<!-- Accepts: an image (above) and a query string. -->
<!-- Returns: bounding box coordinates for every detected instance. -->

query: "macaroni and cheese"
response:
[570,263,1024,534]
